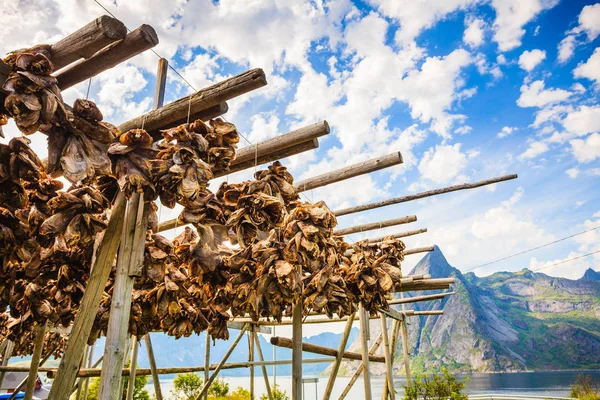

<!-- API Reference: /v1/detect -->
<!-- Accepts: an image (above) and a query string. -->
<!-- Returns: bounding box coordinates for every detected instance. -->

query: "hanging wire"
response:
[85,77,92,100]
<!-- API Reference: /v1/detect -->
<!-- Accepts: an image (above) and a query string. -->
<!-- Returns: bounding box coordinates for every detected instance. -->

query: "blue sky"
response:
[2,0,599,280]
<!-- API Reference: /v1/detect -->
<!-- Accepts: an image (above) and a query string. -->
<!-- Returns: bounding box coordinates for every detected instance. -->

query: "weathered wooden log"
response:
[334,174,518,216]
[270,336,385,363]
[294,152,403,192]
[291,302,303,400]
[322,313,356,400]
[395,278,455,292]
[119,68,267,133]
[145,103,229,141]
[365,228,427,243]
[359,305,373,400]
[338,334,383,400]
[57,24,159,90]
[404,246,434,255]
[388,291,455,306]
[51,16,127,71]
[23,322,47,400]
[48,193,127,400]
[380,314,395,400]
[144,335,163,400]
[334,215,417,236]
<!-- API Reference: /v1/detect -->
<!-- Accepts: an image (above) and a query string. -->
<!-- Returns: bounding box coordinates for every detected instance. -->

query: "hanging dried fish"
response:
[254,161,299,205]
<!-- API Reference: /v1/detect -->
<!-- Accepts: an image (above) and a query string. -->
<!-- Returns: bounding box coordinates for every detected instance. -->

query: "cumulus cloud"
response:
[463,17,486,48]
[557,3,600,63]
[518,49,546,71]
[516,80,572,108]
[562,105,600,136]
[418,144,468,184]
[570,133,600,163]
[574,47,600,87]
[519,141,549,160]
[498,126,517,138]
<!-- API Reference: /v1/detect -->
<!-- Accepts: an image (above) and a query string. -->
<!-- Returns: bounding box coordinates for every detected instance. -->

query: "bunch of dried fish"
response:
[225,232,301,322]
[108,129,159,199]
[2,45,65,135]
[190,118,239,174]
[254,161,299,206]
[7,330,67,358]
[344,236,405,313]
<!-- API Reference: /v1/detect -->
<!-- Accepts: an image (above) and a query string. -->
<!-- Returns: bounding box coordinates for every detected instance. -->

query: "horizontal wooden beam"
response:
[270,336,385,363]
[118,68,267,133]
[365,228,428,243]
[51,15,128,71]
[56,24,159,90]
[295,151,403,192]
[395,277,455,292]
[404,246,434,255]
[334,174,518,216]
[145,103,229,141]
[388,291,455,306]
[334,215,417,236]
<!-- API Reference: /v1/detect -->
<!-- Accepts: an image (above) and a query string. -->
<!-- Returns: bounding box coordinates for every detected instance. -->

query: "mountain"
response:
[581,267,600,281]
[340,246,600,375]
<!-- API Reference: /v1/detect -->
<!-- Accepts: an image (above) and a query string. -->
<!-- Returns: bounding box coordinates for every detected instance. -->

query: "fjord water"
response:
[149,370,600,399]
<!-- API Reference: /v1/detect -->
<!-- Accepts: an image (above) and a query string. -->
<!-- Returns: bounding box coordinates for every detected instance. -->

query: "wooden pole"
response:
[380,314,395,400]
[292,303,303,400]
[48,192,127,400]
[270,337,384,363]
[98,194,146,400]
[144,335,163,400]
[75,346,89,400]
[57,25,159,90]
[0,340,14,390]
[334,174,518,216]
[119,69,267,134]
[203,333,210,400]
[125,336,140,400]
[359,305,372,400]
[383,319,401,400]
[334,215,417,236]
[194,325,248,400]
[404,246,434,256]
[82,346,95,400]
[24,321,47,400]
[253,330,273,400]
[322,312,356,400]
[145,103,229,141]
[400,316,411,384]
[69,351,104,396]
[294,152,403,192]
[50,15,127,70]
[229,139,319,175]
[337,334,383,400]
[7,344,58,400]
[389,292,455,306]
[249,327,255,400]
[364,228,428,243]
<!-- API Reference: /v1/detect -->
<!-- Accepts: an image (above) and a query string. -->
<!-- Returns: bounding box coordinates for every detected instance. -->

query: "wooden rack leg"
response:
[82,345,95,400]
[144,335,163,400]
[337,334,382,400]
[382,319,401,400]
[380,314,395,400]
[126,336,140,400]
[194,325,248,400]
[253,329,273,400]
[323,312,356,400]
[203,333,210,400]
[249,327,255,400]
[7,344,58,400]
[75,346,90,400]
[70,354,104,396]
[0,340,14,390]
[98,193,147,400]
[359,305,372,400]
[24,321,47,400]
[400,317,411,384]
[292,302,303,400]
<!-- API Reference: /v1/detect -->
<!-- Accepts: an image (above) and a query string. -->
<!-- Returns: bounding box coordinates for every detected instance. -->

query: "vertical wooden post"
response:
[249,326,255,400]
[338,334,383,400]
[75,346,90,400]
[292,302,303,400]
[98,193,145,400]
[380,314,395,400]
[0,340,14,390]
[400,317,411,384]
[253,330,273,400]
[323,312,356,400]
[203,333,210,400]
[48,192,127,400]
[153,58,168,109]
[144,335,163,400]
[382,319,401,400]
[272,325,276,387]
[126,336,140,400]
[359,305,372,400]
[194,325,248,400]
[82,345,95,400]
[24,321,47,400]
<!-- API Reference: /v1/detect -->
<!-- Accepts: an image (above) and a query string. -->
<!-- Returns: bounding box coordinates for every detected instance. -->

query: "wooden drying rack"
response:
[0,15,518,400]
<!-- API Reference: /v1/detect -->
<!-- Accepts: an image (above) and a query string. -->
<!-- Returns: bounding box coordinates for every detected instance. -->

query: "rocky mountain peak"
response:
[408,245,458,278]
[581,267,600,281]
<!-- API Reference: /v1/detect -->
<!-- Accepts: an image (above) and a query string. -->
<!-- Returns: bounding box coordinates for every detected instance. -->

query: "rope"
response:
[85,77,92,100]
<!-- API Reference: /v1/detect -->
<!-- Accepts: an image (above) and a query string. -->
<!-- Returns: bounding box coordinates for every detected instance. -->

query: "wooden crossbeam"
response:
[334,215,417,236]
[270,336,385,363]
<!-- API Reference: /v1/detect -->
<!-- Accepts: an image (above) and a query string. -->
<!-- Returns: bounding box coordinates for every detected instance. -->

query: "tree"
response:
[403,369,469,400]
[85,363,150,400]
[570,374,600,400]
[208,378,229,397]
[260,384,289,400]
[171,372,204,400]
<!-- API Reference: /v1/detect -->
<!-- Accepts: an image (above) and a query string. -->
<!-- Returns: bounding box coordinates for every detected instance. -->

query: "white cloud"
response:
[557,4,600,63]
[498,126,517,138]
[570,133,600,163]
[516,80,572,108]
[574,47,600,87]
[558,35,577,64]
[566,168,580,178]
[518,49,546,71]
[246,113,280,143]
[519,141,549,160]
[418,144,468,184]
[463,17,486,48]
[532,104,573,128]
[562,105,600,136]
[490,0,559,52]
[368,0,481,46]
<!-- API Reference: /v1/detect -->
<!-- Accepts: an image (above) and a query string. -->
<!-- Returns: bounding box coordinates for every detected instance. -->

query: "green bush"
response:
[260,384,289,400]
[228,386,251,400]
[570,374,600,400]
[208,378,230,398]
[403,369,469,400]
[171,372,204,400]
[85,363,149,400]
